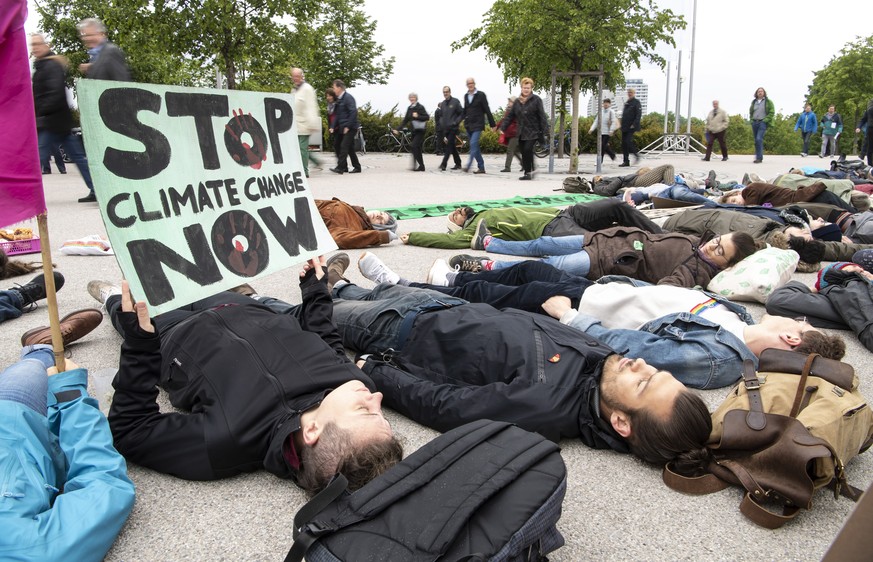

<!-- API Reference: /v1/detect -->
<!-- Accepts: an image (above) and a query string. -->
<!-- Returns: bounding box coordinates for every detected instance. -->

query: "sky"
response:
[24,0,871,120]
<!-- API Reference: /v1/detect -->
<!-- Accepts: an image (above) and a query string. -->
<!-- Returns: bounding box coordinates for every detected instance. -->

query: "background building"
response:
[586,79,649,116]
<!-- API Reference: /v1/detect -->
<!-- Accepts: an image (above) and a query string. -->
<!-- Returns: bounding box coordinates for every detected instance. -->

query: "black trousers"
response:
[541,198,663,237]
[410,261,589,313]
[704,130,728,159]
[621,130,638,163]
[520,138,537,173]
[440,128,462,168]
[599,134,616,160]
[336,129,361,171]
[411,129,425,169]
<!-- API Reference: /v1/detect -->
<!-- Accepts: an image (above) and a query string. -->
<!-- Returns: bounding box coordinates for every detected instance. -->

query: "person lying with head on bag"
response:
[94,257,403,493]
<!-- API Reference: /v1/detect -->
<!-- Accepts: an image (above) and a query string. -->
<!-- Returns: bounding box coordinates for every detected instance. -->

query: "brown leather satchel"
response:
[663,352,873,529]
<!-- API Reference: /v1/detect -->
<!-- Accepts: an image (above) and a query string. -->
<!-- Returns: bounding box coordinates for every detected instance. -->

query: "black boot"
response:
[8,272,65,310]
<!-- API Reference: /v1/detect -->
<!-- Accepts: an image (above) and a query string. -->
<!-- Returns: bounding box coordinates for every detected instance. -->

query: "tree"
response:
[453,0,685,172]
[291,0,395,96]
[33,0,392,93]
[807,35,873,153]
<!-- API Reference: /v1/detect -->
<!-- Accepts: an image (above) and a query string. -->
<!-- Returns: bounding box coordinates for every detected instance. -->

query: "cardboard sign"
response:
[78,81,335,314]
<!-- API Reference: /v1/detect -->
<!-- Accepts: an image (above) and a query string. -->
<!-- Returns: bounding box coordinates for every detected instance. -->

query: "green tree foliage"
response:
[452,0,685,172]
[806,35,873,153]
[34,0,392,93]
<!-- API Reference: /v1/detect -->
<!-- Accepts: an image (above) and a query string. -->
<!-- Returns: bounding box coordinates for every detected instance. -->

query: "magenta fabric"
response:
[0,1,46,229]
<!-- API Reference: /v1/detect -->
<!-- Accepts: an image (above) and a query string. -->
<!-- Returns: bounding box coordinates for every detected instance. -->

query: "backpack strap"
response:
[741,359,767,430]
[739,493,801,529]
[789,353,818,418]
[286,474,350,562]
[662,463,730,494]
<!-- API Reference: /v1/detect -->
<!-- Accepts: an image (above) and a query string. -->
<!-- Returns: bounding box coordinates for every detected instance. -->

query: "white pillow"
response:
[706,247,799,303]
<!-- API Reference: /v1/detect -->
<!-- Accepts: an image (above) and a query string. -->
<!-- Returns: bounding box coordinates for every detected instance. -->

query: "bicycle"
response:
[423,130,468,154]
[535,129,576,158]
[376,125,412,153]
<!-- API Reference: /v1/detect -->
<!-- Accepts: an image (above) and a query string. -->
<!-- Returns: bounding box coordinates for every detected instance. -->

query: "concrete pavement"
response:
[2,149,870,561]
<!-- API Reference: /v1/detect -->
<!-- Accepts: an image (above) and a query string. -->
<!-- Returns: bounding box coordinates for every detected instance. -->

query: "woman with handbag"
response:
[395,92,429,171]
[500,77,549,180]
[498,96,522,172]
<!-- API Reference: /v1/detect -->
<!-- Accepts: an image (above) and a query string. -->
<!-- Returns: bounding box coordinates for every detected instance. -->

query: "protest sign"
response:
[78,81,335,314]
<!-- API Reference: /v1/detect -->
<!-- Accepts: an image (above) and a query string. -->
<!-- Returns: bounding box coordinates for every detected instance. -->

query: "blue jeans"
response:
[752,121,767,161]
[487,235,591,276]
[664,185,715,206]
[0,345,54,415]
[38,130,94,193]
[332,283,467,353]
[0,290,24,324]
[466,129,484,170]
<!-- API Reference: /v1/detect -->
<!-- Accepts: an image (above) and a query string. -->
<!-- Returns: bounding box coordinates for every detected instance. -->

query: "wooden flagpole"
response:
[36,212,65,372]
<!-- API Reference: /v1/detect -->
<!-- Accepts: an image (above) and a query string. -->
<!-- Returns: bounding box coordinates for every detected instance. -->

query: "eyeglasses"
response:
[442,90,450,93]
[794,316,808,325]
[711,236,726,257]
[79,32,101,38]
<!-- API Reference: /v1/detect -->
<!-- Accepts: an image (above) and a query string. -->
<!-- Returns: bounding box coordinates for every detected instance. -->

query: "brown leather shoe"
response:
[326,252,351,292]
[21,308,104,347]
[227,283,257,296]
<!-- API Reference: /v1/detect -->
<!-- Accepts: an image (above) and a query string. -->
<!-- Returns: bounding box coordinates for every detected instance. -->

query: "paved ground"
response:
[2,149,870,561]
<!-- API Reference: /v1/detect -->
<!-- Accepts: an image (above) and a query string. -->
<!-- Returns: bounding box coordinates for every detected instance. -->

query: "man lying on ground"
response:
[90,257,402,492]
[350,253,844,389]
[402,198,661,249]
[455,224,757,288]
[719,181,855,212]
[0,349,135,561]
[316,197,398,249]
[322,277,712,467]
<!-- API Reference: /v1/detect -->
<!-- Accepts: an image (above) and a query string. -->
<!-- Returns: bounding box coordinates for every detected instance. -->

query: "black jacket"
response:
[108,273,374,481]
[439,96,463,131]
[334,91,360,131]
[433,102,443,132]
[621,97,642,132]
[362,304,627,451]
[399,102,429,131]
[501,94,549,141]
[32,54,73,133]
[85,41,131,81]
[766,275,873,352]
[463,90,495,132]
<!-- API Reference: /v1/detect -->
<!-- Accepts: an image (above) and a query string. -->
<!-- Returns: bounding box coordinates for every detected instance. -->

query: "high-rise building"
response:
[586,79,649,117]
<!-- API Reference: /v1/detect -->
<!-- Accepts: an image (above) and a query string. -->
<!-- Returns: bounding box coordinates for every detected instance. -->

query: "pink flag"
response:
[0,0,46,228]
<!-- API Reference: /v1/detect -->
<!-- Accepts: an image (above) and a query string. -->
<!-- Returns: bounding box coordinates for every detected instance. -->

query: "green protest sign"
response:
[78,80,335,314]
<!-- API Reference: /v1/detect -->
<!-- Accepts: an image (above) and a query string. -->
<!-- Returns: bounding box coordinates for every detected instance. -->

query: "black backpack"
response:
[287,420,567,562]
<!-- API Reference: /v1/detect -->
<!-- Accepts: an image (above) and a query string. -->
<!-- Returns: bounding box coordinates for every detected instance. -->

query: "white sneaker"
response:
[357,252,400,285]
[426,259,456,287]
[87,280,121,304]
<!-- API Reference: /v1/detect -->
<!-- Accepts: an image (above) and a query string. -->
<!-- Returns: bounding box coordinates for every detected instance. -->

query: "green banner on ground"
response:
[78,80,336,314]
[378,193,602,220]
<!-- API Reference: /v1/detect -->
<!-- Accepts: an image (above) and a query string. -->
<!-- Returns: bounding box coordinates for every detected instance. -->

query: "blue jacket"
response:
[0,368,135,561]
[794,110,818,133]
[564,276,757,389]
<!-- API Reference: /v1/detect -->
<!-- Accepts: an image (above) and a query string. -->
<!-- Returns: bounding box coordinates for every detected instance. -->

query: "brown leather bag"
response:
[663,352,873,528]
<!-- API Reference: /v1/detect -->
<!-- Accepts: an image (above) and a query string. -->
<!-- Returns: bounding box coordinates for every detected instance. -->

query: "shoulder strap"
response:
[741,359,766,430]
[788,353,818,418]
[286,475,349,562]
[662,463,730,494]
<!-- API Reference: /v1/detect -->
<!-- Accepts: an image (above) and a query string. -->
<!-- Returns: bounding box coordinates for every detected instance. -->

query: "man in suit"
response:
[619,88,642,167]
[331,79,362,174]
[462,77,495,174]
[77,18,131,81]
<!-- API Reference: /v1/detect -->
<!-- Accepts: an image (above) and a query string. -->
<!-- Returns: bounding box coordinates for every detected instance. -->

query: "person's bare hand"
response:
[122,280,154,333]
[400,234,410,244]
[356,359,366,368]
[300,255,327,280]
[79,62,91,74]
[542,295,572,319]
